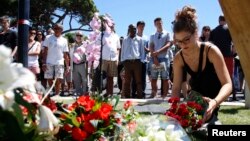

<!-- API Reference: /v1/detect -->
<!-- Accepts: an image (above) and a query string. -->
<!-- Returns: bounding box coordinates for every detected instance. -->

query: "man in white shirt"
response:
[149,17,172,98]
[97,25,121,96]
[42,23,69,96]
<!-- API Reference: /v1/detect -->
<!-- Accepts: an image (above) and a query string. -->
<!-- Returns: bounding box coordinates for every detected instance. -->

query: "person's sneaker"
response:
[59,91,65,97]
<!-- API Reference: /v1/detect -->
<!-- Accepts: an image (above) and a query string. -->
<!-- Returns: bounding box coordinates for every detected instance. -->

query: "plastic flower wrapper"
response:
[129,115,190,141]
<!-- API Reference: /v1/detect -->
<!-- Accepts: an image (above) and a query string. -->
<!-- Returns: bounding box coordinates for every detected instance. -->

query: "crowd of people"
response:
[0,6,244,101]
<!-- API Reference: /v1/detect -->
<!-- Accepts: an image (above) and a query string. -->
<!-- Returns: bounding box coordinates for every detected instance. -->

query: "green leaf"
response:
[92,102,101,112]
[71,117,80,127]
[12,103,24,128]
[112,96,120,109]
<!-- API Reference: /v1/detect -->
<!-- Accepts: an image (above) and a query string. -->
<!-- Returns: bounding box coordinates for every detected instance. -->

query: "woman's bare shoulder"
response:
[173,50,184,66]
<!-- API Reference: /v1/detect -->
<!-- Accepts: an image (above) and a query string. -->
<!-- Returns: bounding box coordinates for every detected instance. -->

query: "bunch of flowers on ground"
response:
[56,94,139,141]
[165,97,204,133]
[127,115,190,141]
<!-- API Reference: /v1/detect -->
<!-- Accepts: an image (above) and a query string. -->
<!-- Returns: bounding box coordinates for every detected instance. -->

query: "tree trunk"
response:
[219,0,250,107]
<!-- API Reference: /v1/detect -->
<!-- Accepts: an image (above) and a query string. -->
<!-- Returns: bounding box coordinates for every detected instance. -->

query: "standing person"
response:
[28,27,41,79]
[199,26,211,42]
[121,24,145,98]
[36,30,47,88]
[209,15,236,100]
[117,36,124,94]
[46,28,54,36]
[97,25,121,96]
[0,15,18,61]
[171,6,232,126]
[42,23,70,96]
[149,17,172,98]
[131,21,149,98]
[70,31,88,95]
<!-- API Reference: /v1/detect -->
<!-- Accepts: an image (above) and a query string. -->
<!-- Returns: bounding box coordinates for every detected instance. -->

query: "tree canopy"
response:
[0,0,98,33]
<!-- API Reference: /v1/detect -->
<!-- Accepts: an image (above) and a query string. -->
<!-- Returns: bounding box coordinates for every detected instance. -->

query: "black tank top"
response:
[180,44,221,99]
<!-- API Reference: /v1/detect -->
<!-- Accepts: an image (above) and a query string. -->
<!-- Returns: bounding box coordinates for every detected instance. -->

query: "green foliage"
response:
[0,0,98,33]
[64,32,75,43]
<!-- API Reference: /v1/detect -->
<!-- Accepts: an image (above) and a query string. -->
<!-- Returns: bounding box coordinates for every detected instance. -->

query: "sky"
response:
[90,0,223,38]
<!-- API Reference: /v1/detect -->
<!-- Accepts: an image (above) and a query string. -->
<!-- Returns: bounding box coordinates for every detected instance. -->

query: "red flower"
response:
[124,100,132,110]
[177,103,189,116]
[165,99,204,132]
[187,101,203,112]
[43,98,57,112]
[168,97,180,104]
[83,121,95,134]
[60,114,67,120]
[77,96,95,112]
[97,103,113,120]
[180,119,189,128]
[69,103,78,111]
[72,127,87,141]
[76,116,82,123]
[63,124,72,132]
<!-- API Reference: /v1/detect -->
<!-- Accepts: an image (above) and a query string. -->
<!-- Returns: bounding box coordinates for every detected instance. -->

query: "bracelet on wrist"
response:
[213,99,218,105]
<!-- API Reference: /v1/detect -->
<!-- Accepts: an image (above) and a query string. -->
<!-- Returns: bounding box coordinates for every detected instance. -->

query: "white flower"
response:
[0,46,17,91]
[0,91,15,110]
[0,45,38,109]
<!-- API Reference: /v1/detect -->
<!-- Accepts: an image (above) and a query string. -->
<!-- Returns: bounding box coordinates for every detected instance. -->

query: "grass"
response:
[219,105,250,124]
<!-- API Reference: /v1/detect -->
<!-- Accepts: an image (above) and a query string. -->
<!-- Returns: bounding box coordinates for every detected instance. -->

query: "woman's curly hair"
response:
[173,5,197,34]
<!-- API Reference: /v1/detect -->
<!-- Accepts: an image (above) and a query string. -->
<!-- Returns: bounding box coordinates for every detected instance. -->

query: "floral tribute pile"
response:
[165,97,204,133]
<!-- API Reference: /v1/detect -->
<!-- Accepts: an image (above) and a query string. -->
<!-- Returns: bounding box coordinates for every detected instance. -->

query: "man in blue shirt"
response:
[121,24,145,98]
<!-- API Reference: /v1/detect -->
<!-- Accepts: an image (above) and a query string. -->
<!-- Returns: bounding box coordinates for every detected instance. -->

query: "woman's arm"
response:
[208,44,232,105]
[28,42,41,56]
[203,44,232,122]
[172,53,185,97]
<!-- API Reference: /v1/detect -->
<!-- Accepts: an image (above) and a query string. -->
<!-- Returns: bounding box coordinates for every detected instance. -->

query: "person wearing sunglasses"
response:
[70,31,87,96]
[171,5,232,129]
[199,26,211,42]
[28,27,41,79]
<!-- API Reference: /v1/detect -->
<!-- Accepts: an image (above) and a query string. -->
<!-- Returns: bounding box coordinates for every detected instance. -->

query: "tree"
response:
[0,0,98,34]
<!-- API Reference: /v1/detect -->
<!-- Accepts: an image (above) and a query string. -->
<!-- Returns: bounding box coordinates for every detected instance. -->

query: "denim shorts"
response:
[150,58,170,80]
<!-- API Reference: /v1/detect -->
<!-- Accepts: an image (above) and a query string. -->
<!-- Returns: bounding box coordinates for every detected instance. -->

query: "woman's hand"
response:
[202,96,218,123]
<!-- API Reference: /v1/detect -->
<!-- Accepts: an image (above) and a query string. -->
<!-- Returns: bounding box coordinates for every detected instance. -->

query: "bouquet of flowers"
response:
[57,94,138,141]
[165,97,204,133]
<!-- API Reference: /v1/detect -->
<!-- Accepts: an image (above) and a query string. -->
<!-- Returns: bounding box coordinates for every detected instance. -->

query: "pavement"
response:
[50,76,246,107]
